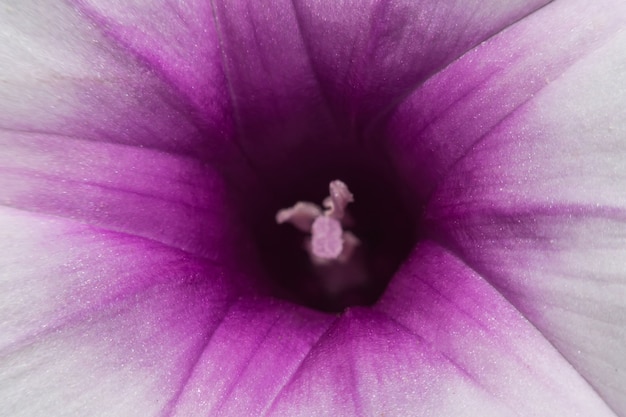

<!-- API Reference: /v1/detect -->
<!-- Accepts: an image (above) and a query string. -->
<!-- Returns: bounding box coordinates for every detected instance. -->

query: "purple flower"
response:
[1,0,625,415]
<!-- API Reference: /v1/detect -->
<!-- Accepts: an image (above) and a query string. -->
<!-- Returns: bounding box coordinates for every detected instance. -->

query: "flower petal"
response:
[266,242,613,416]
[73,0,230,126]
[165,299,333,417]
[0,208,255,416]
[0,0,241,165]
[386,0,626,200]
[208,0,552,183]
[0,207,334,416]
[208,0,341,186]
[291,0,551,130]
[0,133,255,263]
[426,1,626,412]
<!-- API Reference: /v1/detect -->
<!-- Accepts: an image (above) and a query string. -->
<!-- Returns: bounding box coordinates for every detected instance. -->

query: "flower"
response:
[1,0,625,415]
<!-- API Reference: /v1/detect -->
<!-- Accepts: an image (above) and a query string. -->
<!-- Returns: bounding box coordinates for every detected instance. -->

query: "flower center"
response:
[238,147,419,313]
[275,180,368,298]
[276,180,357,262]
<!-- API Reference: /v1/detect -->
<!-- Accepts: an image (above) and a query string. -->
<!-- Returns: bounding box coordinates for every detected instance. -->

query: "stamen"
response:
[276,180,358,262]
[311,216,343,259]
[275,202,321,232]
[323,180,354,219]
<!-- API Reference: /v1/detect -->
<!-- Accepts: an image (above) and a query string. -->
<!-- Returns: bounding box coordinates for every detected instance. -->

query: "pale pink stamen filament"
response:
[275,202,321,232]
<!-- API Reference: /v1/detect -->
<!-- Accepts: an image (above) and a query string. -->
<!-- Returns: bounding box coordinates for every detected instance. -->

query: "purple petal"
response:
[0,0,244,170]
[4,231,608,416]
[0,133,256,265]
[207,0,551,184]
[421,0,626,412]
[73,0,229,124]
[0,206,334,415]
[290,0,551,129]
[0,208,253,415]
[386,0,626,201]
[266,242,613,416]
[165,299,333,416]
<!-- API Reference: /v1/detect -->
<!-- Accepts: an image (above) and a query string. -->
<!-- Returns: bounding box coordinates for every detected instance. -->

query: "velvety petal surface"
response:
[386,0,625,201]
[290,0,551,132]
[403,0,626,413]
[0,133,255,264]
[4,217,609,416]
[0,0,557,212]
[0,207,336,417]
[0,0,267,264]
[0,0,235,160]
[0,207,250,416]
[204,0,552,189]
[265,242,614,416]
